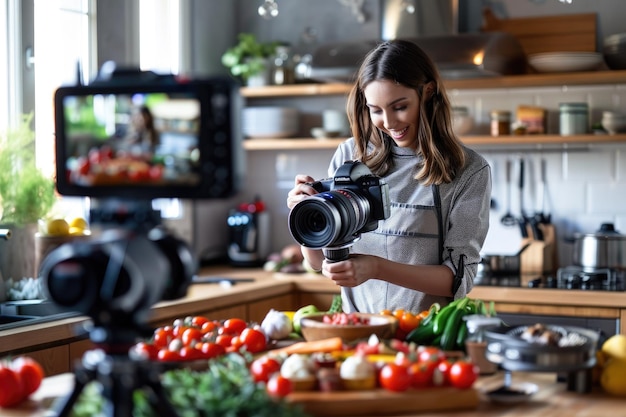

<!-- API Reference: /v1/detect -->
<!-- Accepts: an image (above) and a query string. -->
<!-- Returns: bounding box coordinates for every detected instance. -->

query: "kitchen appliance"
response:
[226,201,271,267]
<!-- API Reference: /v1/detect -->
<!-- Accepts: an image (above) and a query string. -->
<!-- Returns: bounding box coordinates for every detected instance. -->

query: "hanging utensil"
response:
[536,157,551,224]
[518,157,530,238]
[501,159,517,227]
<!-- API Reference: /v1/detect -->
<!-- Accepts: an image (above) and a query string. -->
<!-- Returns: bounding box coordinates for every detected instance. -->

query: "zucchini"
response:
[406,319,436,345]
[439,297,470,351]
[420,302,441,327]
[432,297,464,335]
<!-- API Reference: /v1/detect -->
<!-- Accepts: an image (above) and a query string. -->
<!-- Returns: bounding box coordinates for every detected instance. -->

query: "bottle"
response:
[560,102,589,136]
[490,110,511,136]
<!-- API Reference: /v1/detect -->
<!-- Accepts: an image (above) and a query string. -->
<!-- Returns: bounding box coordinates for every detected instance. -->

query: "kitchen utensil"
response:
[534,158,550,225]
[500,159,516,227]
[571,223,626,269]
[482,243,531,275]
[517,158,530,238]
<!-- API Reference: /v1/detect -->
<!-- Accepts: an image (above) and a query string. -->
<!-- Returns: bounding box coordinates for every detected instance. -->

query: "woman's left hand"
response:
[322,254,378,287]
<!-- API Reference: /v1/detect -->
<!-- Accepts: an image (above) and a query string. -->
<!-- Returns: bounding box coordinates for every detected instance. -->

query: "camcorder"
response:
[39,63,243,342]
[288,160,390,261]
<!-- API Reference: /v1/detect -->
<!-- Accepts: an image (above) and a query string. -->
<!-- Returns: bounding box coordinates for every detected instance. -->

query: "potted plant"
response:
[221,33,279,86]
[0,113,56,279]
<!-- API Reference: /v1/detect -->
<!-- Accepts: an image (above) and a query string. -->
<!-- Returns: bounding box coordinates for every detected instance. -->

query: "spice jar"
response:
[560,102,589,136]
[490,110,511,136]
[272,45,294,85]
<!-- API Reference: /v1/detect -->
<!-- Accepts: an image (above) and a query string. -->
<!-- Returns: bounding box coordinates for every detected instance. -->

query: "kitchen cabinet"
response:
[241,70,626,150]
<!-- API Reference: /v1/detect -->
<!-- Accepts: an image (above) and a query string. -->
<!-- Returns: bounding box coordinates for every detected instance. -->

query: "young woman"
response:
[286,39,492,314]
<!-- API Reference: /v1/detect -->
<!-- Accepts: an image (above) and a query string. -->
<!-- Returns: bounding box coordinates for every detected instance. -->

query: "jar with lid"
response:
[560,102,589,136]
[272,45,294,85]
[490,110,511,136]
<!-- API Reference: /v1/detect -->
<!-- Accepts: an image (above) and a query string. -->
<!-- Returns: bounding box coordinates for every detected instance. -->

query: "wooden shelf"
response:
[240,70,626,98]
[242,134,626,151]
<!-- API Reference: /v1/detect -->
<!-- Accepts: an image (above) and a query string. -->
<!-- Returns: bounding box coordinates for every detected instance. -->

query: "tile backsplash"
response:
[239,82,626,270]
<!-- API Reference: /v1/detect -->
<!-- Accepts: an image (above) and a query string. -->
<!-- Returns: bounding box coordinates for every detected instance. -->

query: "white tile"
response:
[565,151,614,181]
[588,182,626,214]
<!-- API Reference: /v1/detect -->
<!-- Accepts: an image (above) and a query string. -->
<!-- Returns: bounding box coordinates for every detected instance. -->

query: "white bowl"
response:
[242,107,299,138]
[528,52,604,73]
[602,114,626,134]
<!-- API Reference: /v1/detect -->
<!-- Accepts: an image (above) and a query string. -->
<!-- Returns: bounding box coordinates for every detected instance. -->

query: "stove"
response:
[474,266,625,291]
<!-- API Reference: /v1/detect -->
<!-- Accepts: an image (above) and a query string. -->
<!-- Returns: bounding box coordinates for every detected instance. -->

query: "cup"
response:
[322,110,350,135]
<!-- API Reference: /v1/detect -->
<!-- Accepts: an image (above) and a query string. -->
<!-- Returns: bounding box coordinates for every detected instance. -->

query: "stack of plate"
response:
[604,33,626,70]
[242,107,299,139]
[528,52,604,73]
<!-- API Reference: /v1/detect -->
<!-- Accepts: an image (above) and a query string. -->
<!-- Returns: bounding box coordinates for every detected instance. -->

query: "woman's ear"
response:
[423,81,437,100]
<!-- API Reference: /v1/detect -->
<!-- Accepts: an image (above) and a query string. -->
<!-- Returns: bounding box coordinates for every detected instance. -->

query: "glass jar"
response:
[490,110,511,136]
[272,45,294,85]
[560,102,589,136]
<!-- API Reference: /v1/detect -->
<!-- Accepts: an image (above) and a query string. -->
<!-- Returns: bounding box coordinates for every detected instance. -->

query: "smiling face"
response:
[363,79,421,150]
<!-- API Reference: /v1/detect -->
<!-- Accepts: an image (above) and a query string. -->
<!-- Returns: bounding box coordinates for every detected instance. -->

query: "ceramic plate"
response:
[528,52,604,73]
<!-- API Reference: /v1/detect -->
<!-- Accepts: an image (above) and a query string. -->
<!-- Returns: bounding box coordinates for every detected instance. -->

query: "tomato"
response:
[149,164,164,180]
[379,362,411,392]
[239,328,267,353]
[449,360,479,389]
[436,359,454,386]
[157,348,182,362]
[197,342,225,359]
[190,316,210,328]
[179,346,203,361]
[221,318,248,335]
[0,364,24,407]
[417,346,446,364]
[398,312,421,333]
[216,334,234,348]
[250,356,281,383]
[152,327,172,349]
[266,374,293,398]
[181,327,203,347]
[201,320,218,334]
[131,342,159,361]
[408,361,437,388]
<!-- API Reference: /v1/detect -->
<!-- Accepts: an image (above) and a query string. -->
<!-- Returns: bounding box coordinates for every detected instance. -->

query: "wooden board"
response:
[481,8,597,56]
[286,387,480,416]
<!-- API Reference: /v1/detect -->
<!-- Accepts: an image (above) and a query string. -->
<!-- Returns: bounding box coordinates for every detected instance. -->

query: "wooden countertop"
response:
[2,266,626,354]
[5,370,626,417]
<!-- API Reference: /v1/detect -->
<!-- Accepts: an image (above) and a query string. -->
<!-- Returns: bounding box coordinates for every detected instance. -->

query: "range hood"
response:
[309,32,527,83]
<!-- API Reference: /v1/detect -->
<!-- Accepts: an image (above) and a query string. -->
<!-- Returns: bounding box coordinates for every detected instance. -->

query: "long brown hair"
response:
[346,39,465,185]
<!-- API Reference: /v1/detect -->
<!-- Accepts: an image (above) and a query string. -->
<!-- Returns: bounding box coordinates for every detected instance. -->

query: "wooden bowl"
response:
[299,313,397,344]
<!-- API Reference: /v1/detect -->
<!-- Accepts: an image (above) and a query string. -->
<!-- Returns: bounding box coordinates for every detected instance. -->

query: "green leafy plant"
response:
[221,33,279,82]
[0,113,56,226]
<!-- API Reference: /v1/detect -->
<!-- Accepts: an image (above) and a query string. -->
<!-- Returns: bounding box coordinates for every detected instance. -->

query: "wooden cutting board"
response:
[287,387,480,416]
[481,8,597,56]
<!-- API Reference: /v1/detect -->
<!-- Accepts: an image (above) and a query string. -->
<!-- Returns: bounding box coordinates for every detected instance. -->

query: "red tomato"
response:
[436,359,454,386]
[379,363,411,392]
[216,334,234,348]
[417,346,446,364]
[152,327,172,349]
[179,346,203,361]
[408,361,437,389]
[201,321,218,334]
[11,357,44,398]
[266,374,293,398]
[0,364,24,407]
[250,356,281,383]
[157,348,182,362]
[181,328,203,347]
[190,316,210,328]
[449,361,479,389]
[197,342,225,359]
[149,165,164,180]
[131,342,159,361]
[239,328,267,353]
[221,318,247,335]
[398,312,421,333]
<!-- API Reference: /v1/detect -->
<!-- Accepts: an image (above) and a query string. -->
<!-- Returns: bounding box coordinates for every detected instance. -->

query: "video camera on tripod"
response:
[38,62,243,417]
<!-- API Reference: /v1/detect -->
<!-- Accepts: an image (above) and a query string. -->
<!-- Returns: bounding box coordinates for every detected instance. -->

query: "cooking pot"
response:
[571,223,626,269]
[480,243,531,276]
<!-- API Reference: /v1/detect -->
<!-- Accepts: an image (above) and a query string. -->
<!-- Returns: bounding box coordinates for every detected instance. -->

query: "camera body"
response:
[288,160,390,252]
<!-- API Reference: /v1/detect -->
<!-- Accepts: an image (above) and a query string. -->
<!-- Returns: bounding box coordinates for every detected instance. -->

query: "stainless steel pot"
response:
[572,223,626,269]
[480,243,530,275]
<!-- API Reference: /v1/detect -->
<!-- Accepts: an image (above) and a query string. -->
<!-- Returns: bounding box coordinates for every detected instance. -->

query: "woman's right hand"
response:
[286,174,318,209]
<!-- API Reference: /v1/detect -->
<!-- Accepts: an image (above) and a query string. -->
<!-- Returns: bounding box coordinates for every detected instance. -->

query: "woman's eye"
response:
[394,105,407,112]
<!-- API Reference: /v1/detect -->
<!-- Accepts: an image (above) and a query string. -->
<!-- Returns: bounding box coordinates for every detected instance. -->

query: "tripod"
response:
[53,326,181,417]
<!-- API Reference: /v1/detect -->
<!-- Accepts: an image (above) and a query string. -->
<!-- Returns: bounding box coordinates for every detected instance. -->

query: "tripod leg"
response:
[52,367,93,417]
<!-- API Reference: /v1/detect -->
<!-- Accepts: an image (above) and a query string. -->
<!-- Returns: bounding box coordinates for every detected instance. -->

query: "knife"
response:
[191,276,255,285]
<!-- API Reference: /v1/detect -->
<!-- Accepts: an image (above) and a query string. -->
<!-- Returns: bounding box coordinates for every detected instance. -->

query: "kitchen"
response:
[2,0,626,415]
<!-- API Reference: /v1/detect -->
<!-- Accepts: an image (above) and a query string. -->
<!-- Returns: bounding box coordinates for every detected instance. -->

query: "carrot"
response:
[271,337,344,355]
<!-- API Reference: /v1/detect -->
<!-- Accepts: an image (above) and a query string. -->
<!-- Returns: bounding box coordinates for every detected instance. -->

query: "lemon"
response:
[69,217,89,231]
[46,218,70,236]
[601,334,626,361]
[600,358,626,396]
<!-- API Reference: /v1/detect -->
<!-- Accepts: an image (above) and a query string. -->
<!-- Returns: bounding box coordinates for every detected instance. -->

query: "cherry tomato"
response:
[250,356,281,383]
[12,357,44,398]
[152,327,173,349]
[201,320,218,334]
[131,342,159,361]
[190,316,210,328]
[197,342,225,359]
[0,364,24,407]
[240,328,267,353]
[221,318,247,335]
[266,374,293,398]
[449,360,479,389]
[408,361,437,389]
[379,362,411,392]
[181,327,203,347]
[399,312,421,333]
[417,346,446,364]
[179,346,203,361]
[149,164,164,181]
[216,334,234,348]
[157,348,182,362]
[436,359,454,386]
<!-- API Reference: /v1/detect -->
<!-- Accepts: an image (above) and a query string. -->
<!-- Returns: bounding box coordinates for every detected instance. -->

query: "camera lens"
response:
[288,190,369,248]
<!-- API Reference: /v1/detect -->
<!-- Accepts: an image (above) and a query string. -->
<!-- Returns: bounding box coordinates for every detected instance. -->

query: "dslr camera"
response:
[288,160,390,260]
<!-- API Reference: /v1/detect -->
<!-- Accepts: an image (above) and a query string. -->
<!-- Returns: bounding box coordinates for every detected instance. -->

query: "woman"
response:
[286,40,491,314]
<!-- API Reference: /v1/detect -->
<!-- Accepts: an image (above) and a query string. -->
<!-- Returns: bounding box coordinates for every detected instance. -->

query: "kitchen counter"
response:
[2,266,626,356]
[5,370,626,417]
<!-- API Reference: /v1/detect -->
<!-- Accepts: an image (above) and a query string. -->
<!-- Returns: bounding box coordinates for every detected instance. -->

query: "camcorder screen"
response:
[55,79,241,199]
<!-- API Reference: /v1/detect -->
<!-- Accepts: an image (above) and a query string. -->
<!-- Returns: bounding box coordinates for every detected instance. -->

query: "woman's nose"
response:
[383,112,396,129]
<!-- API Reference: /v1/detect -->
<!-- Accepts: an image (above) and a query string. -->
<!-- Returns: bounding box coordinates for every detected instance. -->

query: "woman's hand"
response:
[322,254,379,287]
[286,174,319,209]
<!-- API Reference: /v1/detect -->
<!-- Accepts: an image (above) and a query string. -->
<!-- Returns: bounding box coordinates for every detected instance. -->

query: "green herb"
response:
[69,353,311,417]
